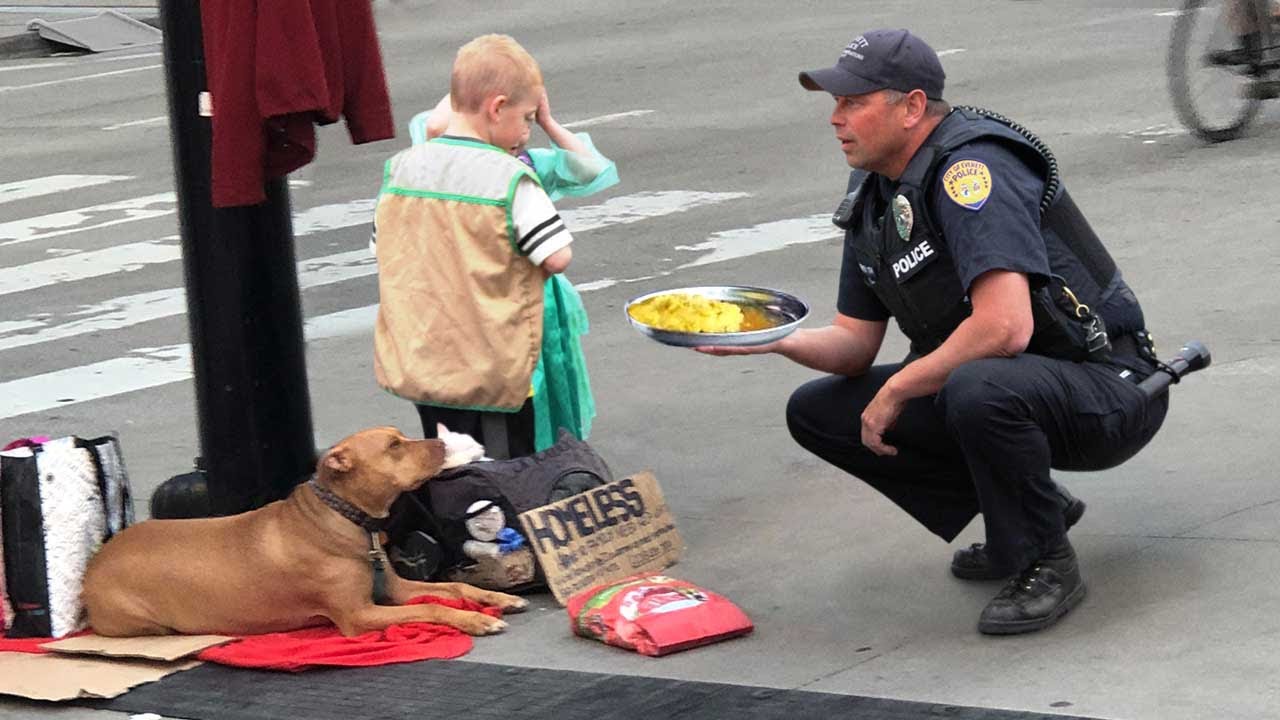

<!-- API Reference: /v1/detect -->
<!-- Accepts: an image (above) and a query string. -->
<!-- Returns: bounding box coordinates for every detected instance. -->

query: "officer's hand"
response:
[861,387,903,456]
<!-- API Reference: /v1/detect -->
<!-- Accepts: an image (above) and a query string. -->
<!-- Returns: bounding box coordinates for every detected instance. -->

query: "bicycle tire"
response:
[1168,0,1269,142]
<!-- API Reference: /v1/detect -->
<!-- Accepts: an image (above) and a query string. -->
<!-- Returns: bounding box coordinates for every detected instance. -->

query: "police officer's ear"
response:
[901,89,930,129]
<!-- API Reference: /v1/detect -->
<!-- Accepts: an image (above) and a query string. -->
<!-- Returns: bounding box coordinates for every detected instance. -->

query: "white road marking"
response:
[0,63,162,93]
[0,239,177,297]
[937,48,967,57]
[562,109,655,129]
[560,190,749,232]
[0,61,71,73]
[0,174,132,205]
[1155,10,1182,18]
[0,249,377,352]
[0,196,380,295]
[0,344,194,418]
[0,190,749,358]
[102,115,167,131]
[1126,123,1187,139]
[675,213,838,269]
[0,191,175,246]
[89,51,164,64]
[0,203,842,417]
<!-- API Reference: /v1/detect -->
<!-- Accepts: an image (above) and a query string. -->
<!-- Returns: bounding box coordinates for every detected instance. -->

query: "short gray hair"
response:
[882,89,950,118]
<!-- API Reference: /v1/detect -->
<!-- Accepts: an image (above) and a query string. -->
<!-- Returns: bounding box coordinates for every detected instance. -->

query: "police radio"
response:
[832,190,859,230]
[833,170,870,231]
[1136,340,1211,399]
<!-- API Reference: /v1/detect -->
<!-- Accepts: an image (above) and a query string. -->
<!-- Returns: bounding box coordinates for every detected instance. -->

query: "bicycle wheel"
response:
[1168,0,1271,142]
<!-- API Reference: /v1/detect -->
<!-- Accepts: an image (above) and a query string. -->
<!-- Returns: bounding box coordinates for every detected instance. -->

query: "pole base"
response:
[150,466,213,519]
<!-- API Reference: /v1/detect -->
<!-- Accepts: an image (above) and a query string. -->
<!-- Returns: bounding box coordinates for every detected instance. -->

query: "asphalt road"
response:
[2,1,1280,719]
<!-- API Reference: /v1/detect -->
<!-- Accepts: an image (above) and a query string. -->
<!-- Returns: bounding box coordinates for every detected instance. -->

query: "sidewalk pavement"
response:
[0,1,158,59]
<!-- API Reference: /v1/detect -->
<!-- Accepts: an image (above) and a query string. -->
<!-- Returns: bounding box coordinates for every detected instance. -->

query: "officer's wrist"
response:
[881,374,910,403]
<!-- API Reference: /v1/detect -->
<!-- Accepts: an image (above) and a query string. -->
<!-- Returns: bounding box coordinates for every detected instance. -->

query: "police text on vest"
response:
[893,240,935,280]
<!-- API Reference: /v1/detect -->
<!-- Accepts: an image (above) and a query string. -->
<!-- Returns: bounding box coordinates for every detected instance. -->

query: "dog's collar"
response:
[307,479,388,532]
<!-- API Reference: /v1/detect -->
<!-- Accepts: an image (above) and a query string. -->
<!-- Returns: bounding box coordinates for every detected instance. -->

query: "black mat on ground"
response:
[79,660,1101,720]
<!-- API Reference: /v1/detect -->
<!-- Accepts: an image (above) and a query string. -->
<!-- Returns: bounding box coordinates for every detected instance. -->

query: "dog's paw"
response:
[458,614,508,636]
[486,592,529,614]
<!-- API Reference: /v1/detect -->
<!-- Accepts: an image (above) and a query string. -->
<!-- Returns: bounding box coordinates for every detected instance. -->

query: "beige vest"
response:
[373,138,545,411]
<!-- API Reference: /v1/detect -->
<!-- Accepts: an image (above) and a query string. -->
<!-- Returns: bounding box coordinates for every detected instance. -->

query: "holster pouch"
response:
[1027,275,1111,363]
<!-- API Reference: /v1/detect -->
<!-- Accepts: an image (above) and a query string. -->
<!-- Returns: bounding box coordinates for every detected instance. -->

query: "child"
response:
[373,34,610,459]
[405,90,619,455]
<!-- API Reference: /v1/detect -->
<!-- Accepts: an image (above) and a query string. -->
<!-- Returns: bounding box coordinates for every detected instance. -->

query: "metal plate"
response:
[625,286,810,347]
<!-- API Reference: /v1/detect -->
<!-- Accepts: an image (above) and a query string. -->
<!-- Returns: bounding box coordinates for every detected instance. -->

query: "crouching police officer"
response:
[699,28,1168,634]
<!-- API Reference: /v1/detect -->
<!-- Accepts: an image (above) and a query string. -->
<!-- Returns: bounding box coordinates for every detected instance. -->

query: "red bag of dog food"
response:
[566,574,752,656]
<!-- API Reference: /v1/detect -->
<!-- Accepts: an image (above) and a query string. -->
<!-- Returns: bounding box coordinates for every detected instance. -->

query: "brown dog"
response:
[82,426,527,637]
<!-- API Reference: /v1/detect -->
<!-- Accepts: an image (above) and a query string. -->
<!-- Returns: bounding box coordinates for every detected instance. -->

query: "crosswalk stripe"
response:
[0,63,163,94]
[0,191,749,350]
[560,191,749,232]
[0,175,132,206]
[562,110,654,129]
[0,239,178,297]
[0,191,175,246]
[0,249,375,353]
[0,199,850,420]
[0,197,382,295]
[675,213,838,268]
[0,344,193,419]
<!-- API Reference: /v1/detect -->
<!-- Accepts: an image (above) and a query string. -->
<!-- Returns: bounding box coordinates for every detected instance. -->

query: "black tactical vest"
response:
[845,107,1120,357]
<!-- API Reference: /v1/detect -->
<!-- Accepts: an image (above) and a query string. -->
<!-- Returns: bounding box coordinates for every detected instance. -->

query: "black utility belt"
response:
[1097,330,1159,383]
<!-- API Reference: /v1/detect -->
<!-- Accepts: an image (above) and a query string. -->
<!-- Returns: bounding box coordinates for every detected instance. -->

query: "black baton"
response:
[1137,340,1211,398]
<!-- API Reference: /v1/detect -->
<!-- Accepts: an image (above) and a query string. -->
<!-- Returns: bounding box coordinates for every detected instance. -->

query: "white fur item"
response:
[437,424,486,469]
[36,438,108,638]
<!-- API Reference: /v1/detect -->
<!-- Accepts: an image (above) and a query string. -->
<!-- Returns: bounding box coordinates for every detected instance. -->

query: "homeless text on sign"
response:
[518,472,682,604]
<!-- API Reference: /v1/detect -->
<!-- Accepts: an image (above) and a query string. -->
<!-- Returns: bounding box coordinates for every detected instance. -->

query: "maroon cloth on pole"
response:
[198,0,395,207]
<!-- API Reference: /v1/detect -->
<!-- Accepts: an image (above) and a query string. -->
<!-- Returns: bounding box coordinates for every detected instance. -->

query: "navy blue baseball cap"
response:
[799,29,946,100]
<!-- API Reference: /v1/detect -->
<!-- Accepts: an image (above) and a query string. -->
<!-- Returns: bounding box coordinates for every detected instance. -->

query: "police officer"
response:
[699,28,1168,634]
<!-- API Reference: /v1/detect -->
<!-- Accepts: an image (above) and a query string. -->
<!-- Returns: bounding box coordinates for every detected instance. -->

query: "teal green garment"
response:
[531,274,595,450]
[407,111,619,201]
[408,110,432,146]
[525,133,619,201]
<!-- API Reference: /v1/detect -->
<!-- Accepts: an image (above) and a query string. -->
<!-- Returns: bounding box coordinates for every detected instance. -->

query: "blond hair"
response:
[450,34,543,113]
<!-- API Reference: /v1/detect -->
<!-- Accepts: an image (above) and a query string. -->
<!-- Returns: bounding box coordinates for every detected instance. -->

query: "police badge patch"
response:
[942,159,993,211]
[893,194,913,240]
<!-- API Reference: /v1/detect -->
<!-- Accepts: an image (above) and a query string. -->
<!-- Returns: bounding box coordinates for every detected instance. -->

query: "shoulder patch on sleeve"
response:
[941,159,993,211]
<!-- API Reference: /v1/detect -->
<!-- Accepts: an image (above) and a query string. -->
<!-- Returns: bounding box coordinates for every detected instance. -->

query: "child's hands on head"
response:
[425,94,452,140]
[535,89,553,131]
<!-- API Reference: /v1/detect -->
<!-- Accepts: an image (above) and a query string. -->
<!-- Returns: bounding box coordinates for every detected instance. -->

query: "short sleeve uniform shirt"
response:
[838,140,1050,321]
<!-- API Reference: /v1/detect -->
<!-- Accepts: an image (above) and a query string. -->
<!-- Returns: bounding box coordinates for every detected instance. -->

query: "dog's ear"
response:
[322,445,353,475]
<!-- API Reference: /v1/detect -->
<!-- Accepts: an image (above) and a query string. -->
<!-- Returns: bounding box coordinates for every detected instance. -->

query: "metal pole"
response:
[157,0,316,517]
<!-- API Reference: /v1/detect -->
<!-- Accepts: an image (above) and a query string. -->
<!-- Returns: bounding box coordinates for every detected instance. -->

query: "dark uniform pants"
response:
[786,354,1169,573]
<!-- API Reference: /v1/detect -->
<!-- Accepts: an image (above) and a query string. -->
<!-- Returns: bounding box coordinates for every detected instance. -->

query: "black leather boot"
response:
[977,538,1086,635]
[951,485,1085,581]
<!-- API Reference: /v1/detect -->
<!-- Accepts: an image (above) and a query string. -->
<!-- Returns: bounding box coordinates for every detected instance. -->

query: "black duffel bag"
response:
[387,429,612,583]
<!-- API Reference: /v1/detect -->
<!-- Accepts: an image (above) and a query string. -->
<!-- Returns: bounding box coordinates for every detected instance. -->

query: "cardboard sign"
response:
[518,471,683,604]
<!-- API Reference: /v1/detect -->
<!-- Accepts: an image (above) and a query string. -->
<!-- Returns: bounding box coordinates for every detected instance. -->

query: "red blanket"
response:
[0,595,500,672]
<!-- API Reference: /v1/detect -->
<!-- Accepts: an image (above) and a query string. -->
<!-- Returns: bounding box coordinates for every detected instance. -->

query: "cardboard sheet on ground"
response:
[44,633,234,661]
[0,634,230,701]
[519,471,683,604]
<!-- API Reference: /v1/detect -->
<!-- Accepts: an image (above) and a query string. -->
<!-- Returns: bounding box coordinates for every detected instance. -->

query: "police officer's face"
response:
[830,90,907,175]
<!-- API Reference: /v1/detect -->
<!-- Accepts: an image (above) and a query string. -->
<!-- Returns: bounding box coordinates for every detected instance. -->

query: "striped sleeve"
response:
[511,176,573,265]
